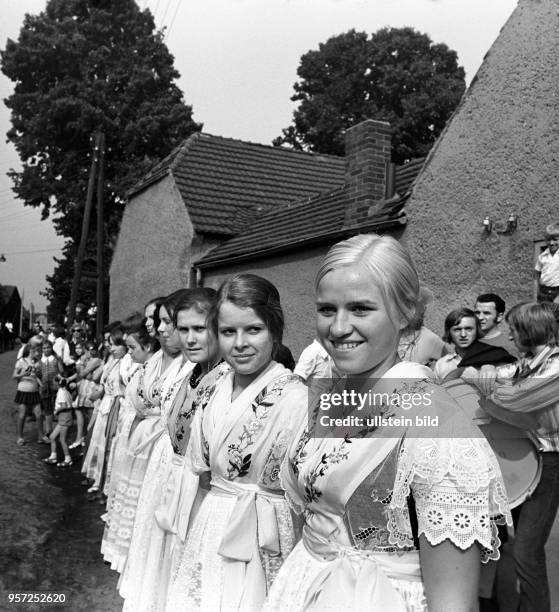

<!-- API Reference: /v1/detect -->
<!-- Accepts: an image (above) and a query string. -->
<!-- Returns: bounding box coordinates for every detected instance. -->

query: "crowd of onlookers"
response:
[7,221,559,612]
[11,315,104,463]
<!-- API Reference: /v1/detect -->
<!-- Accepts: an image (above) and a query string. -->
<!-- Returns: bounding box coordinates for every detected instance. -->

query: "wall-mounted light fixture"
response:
[483,214,518,234]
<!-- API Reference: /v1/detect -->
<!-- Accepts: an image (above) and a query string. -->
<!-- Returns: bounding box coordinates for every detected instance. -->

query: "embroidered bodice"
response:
[188,361,308,490]
[284,361,511,563]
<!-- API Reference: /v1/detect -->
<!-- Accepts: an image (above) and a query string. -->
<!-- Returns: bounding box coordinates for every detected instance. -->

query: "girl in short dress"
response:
[264,234,511,612]
[166,274,307,612]
[43,377,74,467]
[13,343,45,445]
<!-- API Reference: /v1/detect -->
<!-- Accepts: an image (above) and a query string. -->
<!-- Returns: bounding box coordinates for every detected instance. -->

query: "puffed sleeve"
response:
[389,386,511,562]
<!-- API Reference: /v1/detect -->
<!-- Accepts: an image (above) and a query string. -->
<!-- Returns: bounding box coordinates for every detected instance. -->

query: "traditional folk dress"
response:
[118,363,228,612]
[165,361,307,612]
[82,355,127,489]
[263,362,511,612]
[101,350,181,572]
[103,353,138,493]
[119,355,196,610]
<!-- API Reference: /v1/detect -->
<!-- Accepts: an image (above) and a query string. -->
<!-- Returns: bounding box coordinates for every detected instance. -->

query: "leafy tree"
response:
[1,0,201,322]
[274,27,466,163]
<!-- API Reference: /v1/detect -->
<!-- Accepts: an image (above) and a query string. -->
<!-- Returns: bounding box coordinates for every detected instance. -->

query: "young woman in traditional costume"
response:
[118,290,199,604]
[101,294,183,572]
[166,274,307,612]
[264,234,511,612]
[81,322,128,494]
[120,288,222,611]
[101,312,158,571]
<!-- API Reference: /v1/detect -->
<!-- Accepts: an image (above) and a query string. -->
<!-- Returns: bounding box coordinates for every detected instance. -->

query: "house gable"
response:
[403,0,559,332]
[110,174,194,319]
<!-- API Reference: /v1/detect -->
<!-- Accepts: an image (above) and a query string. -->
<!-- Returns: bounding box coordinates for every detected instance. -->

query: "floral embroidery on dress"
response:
[226,375,298,481]
[303,434,353,504]
[136,362,163,416]
[259,432,289,489]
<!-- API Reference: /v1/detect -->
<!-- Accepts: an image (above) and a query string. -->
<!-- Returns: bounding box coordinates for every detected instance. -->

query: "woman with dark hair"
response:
[120,288,222,611]
[101,312,158,571]
[101,295,186,568]
[166,274,307,611]
[81,321,129,494]
[263,235,510,612]
[145,296,165,339]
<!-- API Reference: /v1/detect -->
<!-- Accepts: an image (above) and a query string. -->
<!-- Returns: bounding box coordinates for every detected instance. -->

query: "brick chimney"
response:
[343,119,392,228]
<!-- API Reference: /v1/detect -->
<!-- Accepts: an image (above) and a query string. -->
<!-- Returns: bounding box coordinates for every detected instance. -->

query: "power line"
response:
[153,0,161,21]
[160,0,172,29]
[2,247,61,256]
[165,0,181,41]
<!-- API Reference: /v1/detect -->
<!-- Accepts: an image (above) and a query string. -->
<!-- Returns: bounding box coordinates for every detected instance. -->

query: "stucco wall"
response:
[403,0,559,336]
[109,175,194,320]
[202,246,333,359]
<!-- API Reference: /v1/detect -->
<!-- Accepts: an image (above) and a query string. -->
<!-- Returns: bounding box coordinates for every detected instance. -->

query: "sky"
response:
[0,0,518,313]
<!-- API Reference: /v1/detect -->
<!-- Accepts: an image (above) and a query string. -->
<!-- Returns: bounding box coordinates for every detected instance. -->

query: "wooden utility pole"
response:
[67,132,103,330]
[95,132,105,338]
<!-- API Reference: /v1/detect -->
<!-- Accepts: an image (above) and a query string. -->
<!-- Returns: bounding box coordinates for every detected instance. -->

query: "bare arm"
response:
[419,535,480,612]
[12,361,30,380]
[533,269,541,299]
[81,357,102,378]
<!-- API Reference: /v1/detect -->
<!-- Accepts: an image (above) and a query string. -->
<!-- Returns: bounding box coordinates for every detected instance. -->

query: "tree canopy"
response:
[274,27,466,163]
[1,0,200,321]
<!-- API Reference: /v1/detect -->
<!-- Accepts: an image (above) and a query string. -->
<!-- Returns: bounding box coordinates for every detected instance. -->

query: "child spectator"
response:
[68,341,101,448]
[43,377,74,467]
[534,222,559,302]
[38,340,64,438]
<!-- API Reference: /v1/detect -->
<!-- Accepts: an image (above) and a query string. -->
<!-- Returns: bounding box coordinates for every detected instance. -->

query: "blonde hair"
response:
[315,234,420,332]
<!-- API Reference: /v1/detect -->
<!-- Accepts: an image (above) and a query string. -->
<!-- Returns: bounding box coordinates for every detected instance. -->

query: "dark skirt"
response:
[15,390,41,407]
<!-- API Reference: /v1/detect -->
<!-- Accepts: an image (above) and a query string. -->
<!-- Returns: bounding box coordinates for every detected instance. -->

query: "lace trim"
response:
[412,483,503,562]
[388,437,511,562]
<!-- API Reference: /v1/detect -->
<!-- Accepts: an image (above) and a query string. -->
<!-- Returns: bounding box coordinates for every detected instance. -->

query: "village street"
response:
[1,343,559,611]
[0,350,121,612]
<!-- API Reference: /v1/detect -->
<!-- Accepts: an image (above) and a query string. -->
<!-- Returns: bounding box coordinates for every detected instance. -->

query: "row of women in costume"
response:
[94,234,515,612]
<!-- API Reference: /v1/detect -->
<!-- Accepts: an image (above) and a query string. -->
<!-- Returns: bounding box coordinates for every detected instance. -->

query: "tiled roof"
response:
[128,133,345,236]
[196,158,424,268]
